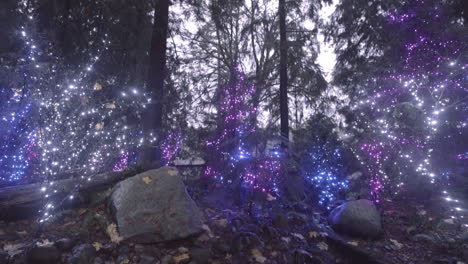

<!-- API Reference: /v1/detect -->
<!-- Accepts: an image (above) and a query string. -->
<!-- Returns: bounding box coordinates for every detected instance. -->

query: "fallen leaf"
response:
[105,103,116,109]
[94,82,102,90]
[95,122,104,130]
[291,233,305,240]
[202,224,210,231]
[317,242,328,251]
[443,219,454,224]
[142,176,152,184]
[266,193,276,201]
[173,253,190,263]
[3,243,25,257]
[119,259,129,264]
[389,239,403,250]
[93,242,102,251]
[251,248,262,256]
[202,224,214,238]
[197,233,210,242]
[255,255,267,263]
[417,210,427,216]
[63,221,76,227]
[168,169,178,176]
[347,171,362,180]
[205,208,216,214]
[251,248,267,263]
[347,241,359,246]
[217,218,228,227]
[37,239,53,246]
[16,230,28,236]
[78,208,88,215]
[309,231,319,238]
[106,224,123,244]
[319,232,328,237]
[178,247,189,253]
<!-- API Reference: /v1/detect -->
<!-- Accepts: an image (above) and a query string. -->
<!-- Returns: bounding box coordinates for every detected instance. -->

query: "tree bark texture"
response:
[279,0,289,143]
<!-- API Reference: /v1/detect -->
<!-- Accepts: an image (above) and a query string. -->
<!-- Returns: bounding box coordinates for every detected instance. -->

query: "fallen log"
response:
[0,165,147,221]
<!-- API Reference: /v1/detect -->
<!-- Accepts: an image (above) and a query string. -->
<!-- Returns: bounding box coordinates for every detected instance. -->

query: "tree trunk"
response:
[279,0,289,144]
[60,0,71,61]
[142,0,170,165]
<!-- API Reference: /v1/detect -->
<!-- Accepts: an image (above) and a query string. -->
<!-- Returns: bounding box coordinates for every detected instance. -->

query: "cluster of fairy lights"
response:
[6,4,151,222]
[456,152,468,160]
[113,152,129,172]
[302,140,349,209]
[204,67,256,182]
[350,0,467,225]
[161,131,183,166]
[203,68,282,195]
[0,88,33,183]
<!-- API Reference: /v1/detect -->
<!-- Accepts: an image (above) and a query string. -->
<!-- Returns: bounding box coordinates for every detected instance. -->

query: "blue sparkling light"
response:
[301,139,349,209]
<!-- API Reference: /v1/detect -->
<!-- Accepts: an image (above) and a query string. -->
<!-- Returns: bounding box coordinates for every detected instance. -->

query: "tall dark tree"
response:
[142,0,170,164]
[278,0,289,143]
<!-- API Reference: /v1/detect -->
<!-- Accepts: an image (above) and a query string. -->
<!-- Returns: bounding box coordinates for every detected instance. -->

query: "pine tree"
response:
[339,0,467,201]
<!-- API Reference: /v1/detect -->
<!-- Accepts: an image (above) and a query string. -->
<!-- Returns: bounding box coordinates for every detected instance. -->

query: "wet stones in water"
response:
[109,167,204,243]
[27,245,61,264]
[328,199,382,238]
[68,244,96,264]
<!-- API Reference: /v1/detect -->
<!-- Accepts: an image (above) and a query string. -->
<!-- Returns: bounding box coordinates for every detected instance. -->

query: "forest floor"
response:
[0,172,467,264]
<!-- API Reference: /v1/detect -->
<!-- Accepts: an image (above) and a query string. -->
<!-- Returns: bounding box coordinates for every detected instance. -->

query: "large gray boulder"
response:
[109,167,204,243]
[328,199,382,238]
